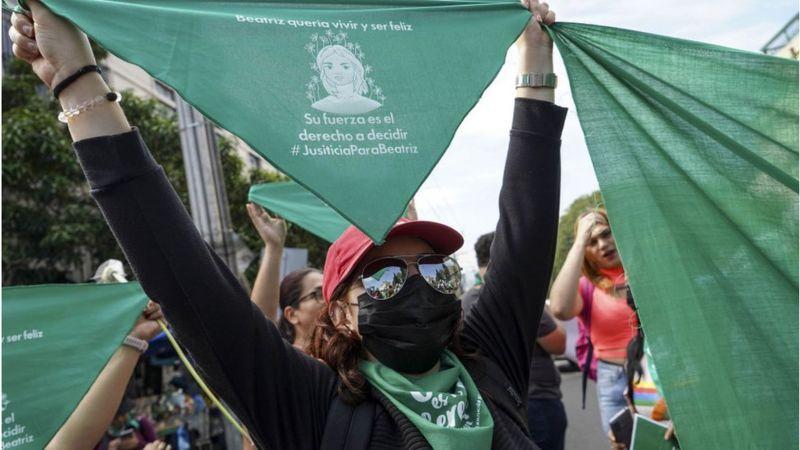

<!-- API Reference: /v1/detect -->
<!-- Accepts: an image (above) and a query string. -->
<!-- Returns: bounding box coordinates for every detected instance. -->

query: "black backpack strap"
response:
[321,396,374,450]
[581,341,593,410]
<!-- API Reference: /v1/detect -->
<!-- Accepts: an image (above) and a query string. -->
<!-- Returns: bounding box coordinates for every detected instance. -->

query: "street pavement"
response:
[559,370,610,450]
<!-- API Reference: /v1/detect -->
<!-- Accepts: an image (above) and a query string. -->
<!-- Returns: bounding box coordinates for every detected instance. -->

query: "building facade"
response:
[102,53,273,173]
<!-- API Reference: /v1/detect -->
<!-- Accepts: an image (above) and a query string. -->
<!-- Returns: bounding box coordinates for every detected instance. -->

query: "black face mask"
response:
[358,275,462,374]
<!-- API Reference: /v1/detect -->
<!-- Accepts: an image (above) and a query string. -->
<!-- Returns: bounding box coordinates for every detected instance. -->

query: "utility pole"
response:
[176,97,239,274]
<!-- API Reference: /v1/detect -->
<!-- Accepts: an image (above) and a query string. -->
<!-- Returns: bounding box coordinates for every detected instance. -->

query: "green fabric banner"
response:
[550,22,798,450]
[2,283,148,449]
[38,0,530,243]
[249,181,350,242]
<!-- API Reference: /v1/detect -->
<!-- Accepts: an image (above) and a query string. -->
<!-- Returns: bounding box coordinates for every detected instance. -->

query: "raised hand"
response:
[516,0,556,52]
[8,0,95,87]
[247,203,287,248]
[575,212,600,246]
[130,301,164,342]
[515,0,556,102]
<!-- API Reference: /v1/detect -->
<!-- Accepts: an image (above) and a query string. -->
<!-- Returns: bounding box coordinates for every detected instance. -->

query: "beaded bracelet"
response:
[58,91,121,123]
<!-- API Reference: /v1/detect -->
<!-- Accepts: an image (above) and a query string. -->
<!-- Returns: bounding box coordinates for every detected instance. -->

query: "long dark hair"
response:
[624,288,645,407]
[277,268,320,344]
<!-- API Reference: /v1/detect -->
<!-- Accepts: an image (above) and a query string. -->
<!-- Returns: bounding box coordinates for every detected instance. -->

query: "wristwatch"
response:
[122,335,149,353]
[516,73,558,89]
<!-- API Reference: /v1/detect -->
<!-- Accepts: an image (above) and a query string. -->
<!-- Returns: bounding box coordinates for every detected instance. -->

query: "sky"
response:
[413,0,798,278]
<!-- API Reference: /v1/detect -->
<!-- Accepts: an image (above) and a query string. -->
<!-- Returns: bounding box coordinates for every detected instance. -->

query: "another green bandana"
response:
[35,0,531,243]
[248,181,350,242]
[2,283,148,450]
[360,350,494,449]
[549,22,798,450]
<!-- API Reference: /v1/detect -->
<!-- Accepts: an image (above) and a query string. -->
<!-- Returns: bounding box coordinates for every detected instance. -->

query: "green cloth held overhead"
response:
[549,22,798,450]
[10,2,799,446]
[249,181,350,242]
[1,283,148,450]
[35,0,531,243]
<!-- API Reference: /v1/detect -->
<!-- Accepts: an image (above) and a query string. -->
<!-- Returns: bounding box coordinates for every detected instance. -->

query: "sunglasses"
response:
[359,254,462,300]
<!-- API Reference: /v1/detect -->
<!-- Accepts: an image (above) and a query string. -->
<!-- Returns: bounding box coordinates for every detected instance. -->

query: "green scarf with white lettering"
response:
[360,350,494,449]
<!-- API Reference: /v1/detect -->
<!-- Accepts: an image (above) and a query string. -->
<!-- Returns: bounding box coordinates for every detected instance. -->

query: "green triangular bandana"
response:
[249,181,350,242]
[2,283,148,449]
[40,0,531,242]
[550,22,798,450]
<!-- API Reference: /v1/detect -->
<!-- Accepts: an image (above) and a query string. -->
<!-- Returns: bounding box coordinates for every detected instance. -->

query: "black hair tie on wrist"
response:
[52,65,102,99]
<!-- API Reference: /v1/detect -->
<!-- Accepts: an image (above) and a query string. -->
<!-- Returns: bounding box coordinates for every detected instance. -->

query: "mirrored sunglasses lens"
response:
[362,259,406,300]
[419,255,461,294]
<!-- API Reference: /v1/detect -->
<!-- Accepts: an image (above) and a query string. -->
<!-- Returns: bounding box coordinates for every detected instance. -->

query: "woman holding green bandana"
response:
[10,0,564,448]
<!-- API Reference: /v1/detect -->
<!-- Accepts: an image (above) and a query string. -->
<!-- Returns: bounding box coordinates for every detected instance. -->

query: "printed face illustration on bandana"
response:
[311,42,382,115]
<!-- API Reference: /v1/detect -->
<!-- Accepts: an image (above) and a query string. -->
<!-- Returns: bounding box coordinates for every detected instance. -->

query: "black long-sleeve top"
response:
[73,98,566,449]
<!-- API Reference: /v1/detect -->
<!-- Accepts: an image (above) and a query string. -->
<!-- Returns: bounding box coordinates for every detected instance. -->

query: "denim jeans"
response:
[527,398,567,450]
[596,360,628,435]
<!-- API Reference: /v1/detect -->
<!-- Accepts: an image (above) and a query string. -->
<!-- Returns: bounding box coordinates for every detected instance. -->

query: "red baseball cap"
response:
[322,218,464,302]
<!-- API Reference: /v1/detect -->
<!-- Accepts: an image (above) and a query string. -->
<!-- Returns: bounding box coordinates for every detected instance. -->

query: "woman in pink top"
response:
[550,209,637,439]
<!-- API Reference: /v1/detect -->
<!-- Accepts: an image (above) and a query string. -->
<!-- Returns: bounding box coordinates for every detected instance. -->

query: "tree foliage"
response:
[3,58,120,284]
[2,59,327,285]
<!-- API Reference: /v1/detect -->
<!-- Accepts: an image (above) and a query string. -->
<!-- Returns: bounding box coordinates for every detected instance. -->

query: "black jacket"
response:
[73,98,567,449]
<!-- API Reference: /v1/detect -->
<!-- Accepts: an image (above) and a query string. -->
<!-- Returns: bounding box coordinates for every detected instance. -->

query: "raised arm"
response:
[10,4,336,448]
[461,0,566,395]
[246,203,287,322]
[47,303,163,450]
[549,213,597,319]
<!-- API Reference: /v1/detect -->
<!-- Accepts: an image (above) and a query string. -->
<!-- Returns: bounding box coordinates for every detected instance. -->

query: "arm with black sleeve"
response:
[72,129,338,450]
[461,97,566,399]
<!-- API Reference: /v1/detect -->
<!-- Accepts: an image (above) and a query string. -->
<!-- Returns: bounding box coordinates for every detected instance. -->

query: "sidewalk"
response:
[560,371,609,449]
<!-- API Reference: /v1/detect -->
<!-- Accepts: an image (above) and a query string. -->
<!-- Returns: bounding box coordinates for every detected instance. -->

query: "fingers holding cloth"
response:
[523,0,556,25]
[515,0,557,102]
[8,0,96,87]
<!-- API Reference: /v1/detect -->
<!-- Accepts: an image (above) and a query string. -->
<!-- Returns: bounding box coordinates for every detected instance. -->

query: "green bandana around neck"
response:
[359,350,494,449]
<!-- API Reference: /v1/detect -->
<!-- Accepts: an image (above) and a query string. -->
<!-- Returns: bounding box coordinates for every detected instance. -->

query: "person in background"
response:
[103,397,159,450]
[460,231,493,316]
[527,309,568,450]
[462,232,569,449]
[246,203,288,322]
[550,209,637,437]
[246,203,324,350]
